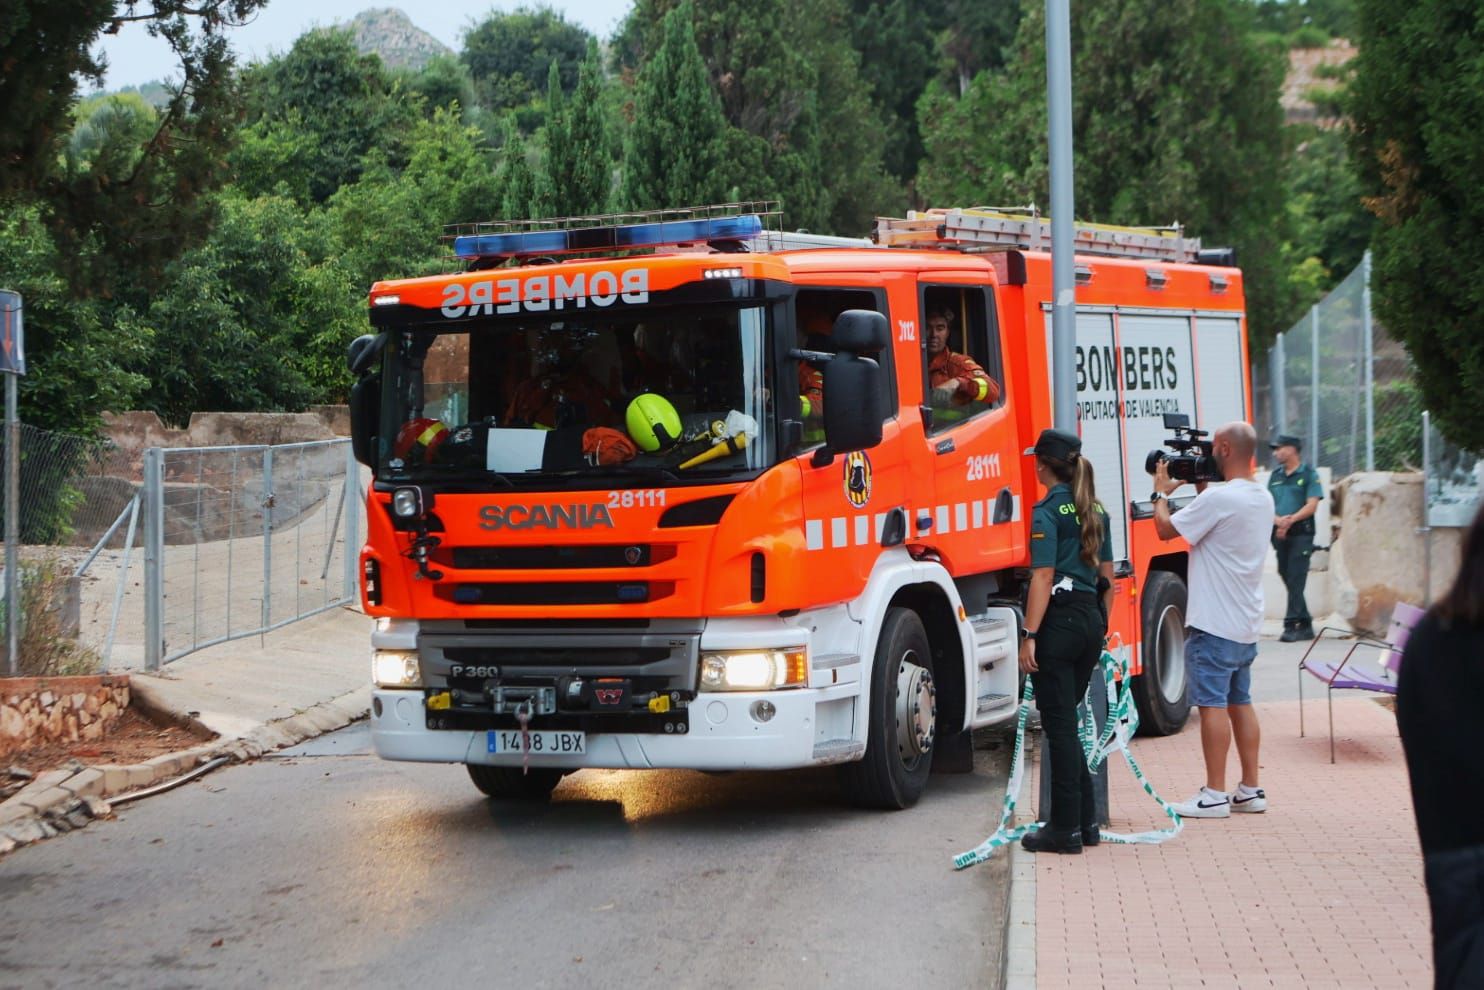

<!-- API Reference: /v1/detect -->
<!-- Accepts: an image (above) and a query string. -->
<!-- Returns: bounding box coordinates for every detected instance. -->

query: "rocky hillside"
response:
[342,7,451,72]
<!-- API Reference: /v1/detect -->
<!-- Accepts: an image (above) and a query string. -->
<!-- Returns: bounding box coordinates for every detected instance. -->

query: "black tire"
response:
[839,607,936,809]
[466,764,564,800]
[1132,570,1190,736]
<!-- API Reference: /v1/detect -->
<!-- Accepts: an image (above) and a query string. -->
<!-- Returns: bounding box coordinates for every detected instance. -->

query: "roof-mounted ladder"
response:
[874,206,1202,263]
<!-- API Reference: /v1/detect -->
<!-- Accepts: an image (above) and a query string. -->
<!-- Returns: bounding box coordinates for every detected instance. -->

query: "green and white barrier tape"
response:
[953,648,1183,871]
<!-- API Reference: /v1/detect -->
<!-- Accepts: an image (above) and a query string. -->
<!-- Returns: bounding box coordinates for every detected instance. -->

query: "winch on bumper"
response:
[369,618,865,770]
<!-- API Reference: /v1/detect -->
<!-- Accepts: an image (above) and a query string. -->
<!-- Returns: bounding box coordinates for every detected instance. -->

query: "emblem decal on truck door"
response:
[843,450,873,508]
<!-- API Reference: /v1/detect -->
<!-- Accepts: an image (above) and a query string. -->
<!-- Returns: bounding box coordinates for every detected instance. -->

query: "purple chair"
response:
[1298,602,1425,763]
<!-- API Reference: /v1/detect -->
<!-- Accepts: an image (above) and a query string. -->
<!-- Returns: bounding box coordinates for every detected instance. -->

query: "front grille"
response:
[445,544,676,569]
[444,646,672,667]
[446,581,673,606]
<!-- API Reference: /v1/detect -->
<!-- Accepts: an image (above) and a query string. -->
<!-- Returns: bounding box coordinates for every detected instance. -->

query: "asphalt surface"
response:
[0,723,1012,990]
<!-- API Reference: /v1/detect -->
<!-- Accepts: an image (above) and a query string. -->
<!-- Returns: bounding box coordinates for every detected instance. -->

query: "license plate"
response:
[487,730,586,755]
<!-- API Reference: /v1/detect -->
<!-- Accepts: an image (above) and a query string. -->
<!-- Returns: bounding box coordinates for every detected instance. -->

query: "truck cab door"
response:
[915,280,1025,577]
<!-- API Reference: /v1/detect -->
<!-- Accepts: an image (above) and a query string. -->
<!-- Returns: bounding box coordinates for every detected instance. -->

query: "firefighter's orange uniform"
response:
[799,363,824,418]
[929,349,1000,406]
[505,372,615,430]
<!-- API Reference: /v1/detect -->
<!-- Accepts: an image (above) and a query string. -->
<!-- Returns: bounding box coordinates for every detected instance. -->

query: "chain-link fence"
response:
[142,439,360,668]
[1253,252,1425,478]
[0,423,131,677]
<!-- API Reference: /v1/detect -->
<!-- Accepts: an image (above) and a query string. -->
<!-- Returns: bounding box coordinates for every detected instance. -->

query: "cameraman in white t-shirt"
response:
[1151,421,1277,818]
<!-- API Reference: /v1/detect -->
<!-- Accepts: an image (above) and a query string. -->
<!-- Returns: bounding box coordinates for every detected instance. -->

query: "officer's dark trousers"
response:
[1272,528,1315,626]
[1031,594,1104,829]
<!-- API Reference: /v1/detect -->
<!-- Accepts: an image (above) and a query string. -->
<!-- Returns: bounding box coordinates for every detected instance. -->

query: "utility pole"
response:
[0,290,25,676]
[1046,0,1077,432]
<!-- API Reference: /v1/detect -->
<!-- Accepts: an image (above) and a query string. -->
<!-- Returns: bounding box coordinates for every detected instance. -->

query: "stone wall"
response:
[102,410,347,478]
[1325,471,1465,634]
[0,676,131,759]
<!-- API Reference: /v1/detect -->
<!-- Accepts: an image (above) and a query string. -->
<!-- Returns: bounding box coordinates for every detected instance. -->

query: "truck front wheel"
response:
[467,765,565,800]
[839,607,936,810]
[1132,571,1191,736]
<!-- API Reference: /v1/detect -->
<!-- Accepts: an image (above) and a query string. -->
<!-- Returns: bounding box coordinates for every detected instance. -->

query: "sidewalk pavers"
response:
[1023,695,1430,988]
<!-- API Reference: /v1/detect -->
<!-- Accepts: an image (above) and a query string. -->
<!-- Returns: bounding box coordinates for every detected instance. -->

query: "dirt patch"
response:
[3,708,212,785]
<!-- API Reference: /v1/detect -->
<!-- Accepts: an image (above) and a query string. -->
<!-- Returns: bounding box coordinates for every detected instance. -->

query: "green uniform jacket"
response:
[1268,462,1322,531]
[1030,483,1114,594]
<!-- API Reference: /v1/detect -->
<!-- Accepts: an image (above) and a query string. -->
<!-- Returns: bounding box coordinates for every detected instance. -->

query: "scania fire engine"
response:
[348,204,1250,809]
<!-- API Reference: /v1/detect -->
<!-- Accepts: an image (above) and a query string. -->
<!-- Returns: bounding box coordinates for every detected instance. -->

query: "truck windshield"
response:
[379,305,775,487]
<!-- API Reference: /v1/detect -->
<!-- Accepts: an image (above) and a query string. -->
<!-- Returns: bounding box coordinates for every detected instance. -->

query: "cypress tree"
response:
[498,117,537,219]
[537,42,612,216]
[619,2,727,211]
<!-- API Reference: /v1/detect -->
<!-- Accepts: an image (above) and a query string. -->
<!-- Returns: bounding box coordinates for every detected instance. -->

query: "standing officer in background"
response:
[1019,428,1115,855]
[1268,434,1322,642]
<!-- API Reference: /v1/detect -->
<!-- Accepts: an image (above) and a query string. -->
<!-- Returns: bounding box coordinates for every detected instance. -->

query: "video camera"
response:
[1144,413,1224,484]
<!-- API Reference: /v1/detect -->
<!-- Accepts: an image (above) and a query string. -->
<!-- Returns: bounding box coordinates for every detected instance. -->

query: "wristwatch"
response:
[1151,491,1167,503]
[1020,628,1037,641]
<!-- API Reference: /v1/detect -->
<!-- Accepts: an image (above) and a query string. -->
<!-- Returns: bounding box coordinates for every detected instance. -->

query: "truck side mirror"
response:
[818,353,884,461]
[349,372,381,468]
[347,333,386,375]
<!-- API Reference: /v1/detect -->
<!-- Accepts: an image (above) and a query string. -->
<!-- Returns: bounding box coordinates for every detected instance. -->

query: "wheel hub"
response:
[896,658,936,761]
[1156,603,1187,704]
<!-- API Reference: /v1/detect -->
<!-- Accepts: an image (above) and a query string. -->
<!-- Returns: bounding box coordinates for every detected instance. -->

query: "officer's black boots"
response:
[1021,826,1084,854]
[1082,823,1101,846]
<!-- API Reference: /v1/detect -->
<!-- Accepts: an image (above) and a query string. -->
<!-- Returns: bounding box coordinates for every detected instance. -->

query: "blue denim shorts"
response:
[1186,628,1259,708]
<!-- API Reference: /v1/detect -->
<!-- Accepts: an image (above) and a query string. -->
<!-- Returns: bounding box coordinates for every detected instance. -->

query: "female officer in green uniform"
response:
[1018,428,1115,854]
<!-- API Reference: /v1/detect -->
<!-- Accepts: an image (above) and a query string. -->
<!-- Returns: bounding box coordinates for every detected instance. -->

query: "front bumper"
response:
[371,685,864,771]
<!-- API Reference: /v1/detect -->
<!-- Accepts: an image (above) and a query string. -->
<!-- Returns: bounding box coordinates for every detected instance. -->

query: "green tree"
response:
[1349,0,1484,445]
[0,204,149,433]
[536,43,613,216]
[402,53,477,115]
[461,6,591,116]
[617,0,896,232]
[236,30,418,204]
[619,3,729,212]
[0,0,265,199]
[124,193,321,424]
[498,119,539,219]
[1284,125,1374,296]
[918,0,1292,343]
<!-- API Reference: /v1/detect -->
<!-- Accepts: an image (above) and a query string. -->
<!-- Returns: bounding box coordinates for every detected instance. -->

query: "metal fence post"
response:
[4,374,17,676]
[1362,250,1376,471]
[261,446,274,633]
[1421,410,1433,605]
[343,441,359,603]
[143,447,165,671]
[1271,334,1286,434]
[1310,304,1320,457]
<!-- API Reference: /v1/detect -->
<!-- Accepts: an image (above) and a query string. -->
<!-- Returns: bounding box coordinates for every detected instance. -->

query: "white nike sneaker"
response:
[1170,786,1231,819]
[1231,786,1267,813]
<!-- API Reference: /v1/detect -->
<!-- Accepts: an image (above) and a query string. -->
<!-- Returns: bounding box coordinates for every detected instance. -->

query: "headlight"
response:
[391,487,423,519]
[373,650,423,688]
[698,649,807,691]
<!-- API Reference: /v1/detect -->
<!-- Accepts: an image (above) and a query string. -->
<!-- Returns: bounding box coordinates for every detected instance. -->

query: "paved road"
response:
[0,723,1011,990]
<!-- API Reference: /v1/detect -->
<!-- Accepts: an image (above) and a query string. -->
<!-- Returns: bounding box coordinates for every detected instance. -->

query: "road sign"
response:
[0,290,24,376]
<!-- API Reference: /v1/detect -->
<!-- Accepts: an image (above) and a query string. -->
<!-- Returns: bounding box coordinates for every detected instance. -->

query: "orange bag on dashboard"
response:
[583,427,638,466]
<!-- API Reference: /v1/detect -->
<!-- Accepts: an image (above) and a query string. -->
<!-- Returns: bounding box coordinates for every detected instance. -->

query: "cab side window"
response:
[792,287,895,444]
[920,285,1003,436]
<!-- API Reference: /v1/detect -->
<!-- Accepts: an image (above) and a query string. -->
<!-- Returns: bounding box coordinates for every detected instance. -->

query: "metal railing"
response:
[140,439,360,669]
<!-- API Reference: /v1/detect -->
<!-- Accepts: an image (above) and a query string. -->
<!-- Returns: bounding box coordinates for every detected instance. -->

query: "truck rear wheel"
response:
[839,607,936,810]
[467,765,564,800]
[1132,571,1190,736]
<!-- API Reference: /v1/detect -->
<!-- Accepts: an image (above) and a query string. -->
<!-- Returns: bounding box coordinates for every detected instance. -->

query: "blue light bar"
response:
[453,214,765,260]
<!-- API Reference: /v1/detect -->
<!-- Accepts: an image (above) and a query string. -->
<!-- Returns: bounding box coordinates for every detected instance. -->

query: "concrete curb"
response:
[0,684,371,857]
[1003,824,1037,990]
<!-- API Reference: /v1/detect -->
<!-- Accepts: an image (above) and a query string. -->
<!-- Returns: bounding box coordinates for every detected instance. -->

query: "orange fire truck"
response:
[347,205,1250,809]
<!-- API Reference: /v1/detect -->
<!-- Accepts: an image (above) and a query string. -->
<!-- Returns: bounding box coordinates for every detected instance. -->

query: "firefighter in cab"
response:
[505,328,616,430]
[926,308,999,408]
[1018,428,1115,854]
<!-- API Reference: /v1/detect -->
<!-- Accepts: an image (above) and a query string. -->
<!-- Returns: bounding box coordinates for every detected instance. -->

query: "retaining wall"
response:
[0,675,131,759]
